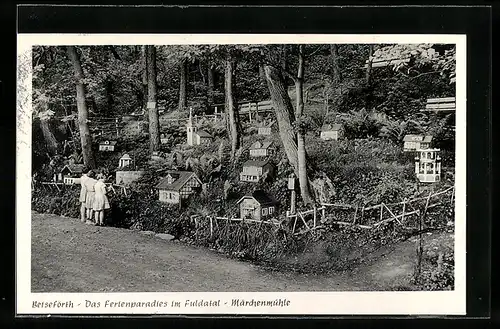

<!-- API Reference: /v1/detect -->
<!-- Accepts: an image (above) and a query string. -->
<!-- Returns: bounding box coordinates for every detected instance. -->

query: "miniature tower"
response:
[186,108,197,146]
[415,148,442,183]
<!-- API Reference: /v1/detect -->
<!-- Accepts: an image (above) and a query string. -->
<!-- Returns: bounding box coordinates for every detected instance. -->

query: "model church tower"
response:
[186,108,197,146]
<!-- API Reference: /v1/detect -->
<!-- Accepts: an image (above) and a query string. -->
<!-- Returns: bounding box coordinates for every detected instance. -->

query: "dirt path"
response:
[31,212,429,292]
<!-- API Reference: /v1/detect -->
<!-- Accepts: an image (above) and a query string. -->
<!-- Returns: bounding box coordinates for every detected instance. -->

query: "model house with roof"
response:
[237,190,278,220]
[258,120,275,136]
[240,160,274,183]
[155,171,202,205]
[186,108,213,146]
[320,123,344,141]
[99,140,117,152]
[160,133,169,144]
[118,153,134,169]
[249,141,273,157]
[415,148,441,183]
[403,134,433,151]
[57,164,85,185]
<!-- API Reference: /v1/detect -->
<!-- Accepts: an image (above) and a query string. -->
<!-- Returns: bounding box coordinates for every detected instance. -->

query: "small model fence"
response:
[191,186,455,241]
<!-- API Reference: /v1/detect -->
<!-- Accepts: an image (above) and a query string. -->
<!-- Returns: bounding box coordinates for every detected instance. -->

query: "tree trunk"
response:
[207,64,215,105]
[224,52,240,160]
[178,58,188,112]
[295,45,314,205]
[141,45,148,110]
[105,79,113,112]
[40,119,59,155]
[263,65,299,172]
[330,44,342,83]
[366,44,374,85]
[259,64,266,81]
[66,46,96,169]
[146,45,160,153]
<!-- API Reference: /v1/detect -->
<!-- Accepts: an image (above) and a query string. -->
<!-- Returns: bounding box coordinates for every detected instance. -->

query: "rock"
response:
[139,230,156,236]
[156,233,175,241]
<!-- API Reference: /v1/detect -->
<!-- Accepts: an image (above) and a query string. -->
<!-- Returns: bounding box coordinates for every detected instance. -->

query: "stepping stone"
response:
[139,230,156,236]
[156,233,175,241]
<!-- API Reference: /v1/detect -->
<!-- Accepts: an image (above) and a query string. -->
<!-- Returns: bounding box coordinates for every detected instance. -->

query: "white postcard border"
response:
[16,33,467,315]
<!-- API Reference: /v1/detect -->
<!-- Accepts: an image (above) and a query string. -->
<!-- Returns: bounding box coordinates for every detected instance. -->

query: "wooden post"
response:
[380,204,383,222]
[115,118,119,137]
[290,190,296,214]
[402,199,406,223]
[313,206,317,228]
[321,206,325,220]
[292,216,297,234]
[209,216,213,238]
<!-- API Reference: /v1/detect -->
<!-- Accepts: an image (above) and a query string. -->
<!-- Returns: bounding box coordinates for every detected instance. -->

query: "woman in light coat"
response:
[83,170,97,224]
[92,173,110,226]
[79,169,90,223]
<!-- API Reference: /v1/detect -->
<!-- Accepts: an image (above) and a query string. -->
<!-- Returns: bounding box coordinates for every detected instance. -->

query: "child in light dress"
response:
[93,173,110,226]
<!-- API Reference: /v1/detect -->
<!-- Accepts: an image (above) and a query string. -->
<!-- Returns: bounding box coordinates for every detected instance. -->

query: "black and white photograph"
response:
[16,33,467,315]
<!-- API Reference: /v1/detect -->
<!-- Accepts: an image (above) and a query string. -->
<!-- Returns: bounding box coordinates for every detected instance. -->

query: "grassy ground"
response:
[31,212,453,292]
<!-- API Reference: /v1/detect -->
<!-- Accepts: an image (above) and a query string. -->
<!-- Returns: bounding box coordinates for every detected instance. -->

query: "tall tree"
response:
[207,63,215,105]
[263,44,315,205]
[365,44,374,85]
[295,45,314,205]
[178,58,188,111]
[66,46,96,169]
[330,44,342,84]
[146,45,160,152]
[141,45,148,110]
[224,50,241,159]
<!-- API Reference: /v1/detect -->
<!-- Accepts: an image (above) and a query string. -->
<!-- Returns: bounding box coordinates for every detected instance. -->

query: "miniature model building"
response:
[155,171,202,204]
[186,108,213,146]
[57,164,85,185]
[237,190,278,220]
[118,153,133,168]
[415,148,441,183]
[320,123,344,141]
[403,135,433,151]
[99,140,117,151]
[257,121,275,136]
[160,133,168,144]
[240,160,274,183]
[249,141,273,157]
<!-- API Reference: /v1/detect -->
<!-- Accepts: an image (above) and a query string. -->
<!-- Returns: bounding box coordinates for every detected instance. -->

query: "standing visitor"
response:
[84,170,97,224]
[93,173,110,226]
[79,168,90,223]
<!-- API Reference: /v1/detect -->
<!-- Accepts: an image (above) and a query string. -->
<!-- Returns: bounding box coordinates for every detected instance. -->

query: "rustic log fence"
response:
[288,186,455,235]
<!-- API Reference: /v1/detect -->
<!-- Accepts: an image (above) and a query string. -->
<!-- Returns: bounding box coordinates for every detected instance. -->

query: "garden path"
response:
[31,212,441,292]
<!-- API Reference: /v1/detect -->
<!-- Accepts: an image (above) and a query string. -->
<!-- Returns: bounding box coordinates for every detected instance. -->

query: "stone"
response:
[139,230,156,236]
[156,233,175,241]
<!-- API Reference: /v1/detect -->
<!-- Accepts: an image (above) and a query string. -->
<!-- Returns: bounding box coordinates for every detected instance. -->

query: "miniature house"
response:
[403,135,433,151]
[194,130,213,145]
[99,140,117,152]
[258,121,275,136]
[415,148,441,183]
[240,160,274,183]
[160,133,168,144]
[118,153,134,169]
[237,190,278,221]
[320,124,344,141]
[186,108,213,146]
[155,171,202,205]
[249,141,273,157]
[58,164,85,185]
